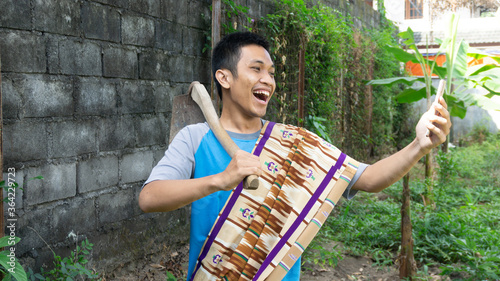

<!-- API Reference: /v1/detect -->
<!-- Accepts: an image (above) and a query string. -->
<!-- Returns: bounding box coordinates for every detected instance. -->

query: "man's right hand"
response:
[215,150,263,191]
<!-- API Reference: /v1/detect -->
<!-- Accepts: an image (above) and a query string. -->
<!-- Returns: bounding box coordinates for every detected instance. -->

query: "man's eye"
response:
[269,72,275,77]
[252,66,260,71]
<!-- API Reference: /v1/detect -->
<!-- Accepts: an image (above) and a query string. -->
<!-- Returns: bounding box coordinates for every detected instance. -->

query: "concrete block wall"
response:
[0,0,214,273]
[1,0,378,274]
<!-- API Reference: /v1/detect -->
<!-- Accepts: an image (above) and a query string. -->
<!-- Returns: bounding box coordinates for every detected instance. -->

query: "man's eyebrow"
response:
[250,59,275,68]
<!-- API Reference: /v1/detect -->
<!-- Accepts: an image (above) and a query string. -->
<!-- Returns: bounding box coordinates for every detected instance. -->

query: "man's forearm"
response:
[139,176,222,213]
[352,139,427,193]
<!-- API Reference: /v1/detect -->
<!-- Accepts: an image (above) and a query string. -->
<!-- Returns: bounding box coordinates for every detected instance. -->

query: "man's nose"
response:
[260,72,274,85]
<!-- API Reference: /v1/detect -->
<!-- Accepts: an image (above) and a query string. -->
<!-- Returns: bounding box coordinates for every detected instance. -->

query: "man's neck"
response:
[219,112,263,134]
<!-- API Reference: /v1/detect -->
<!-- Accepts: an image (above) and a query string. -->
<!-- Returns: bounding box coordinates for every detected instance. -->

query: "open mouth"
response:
[253,90,270,102]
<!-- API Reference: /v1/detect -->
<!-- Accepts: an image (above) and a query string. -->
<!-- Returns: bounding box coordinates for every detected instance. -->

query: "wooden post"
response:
[211,0,222,114]
[297,40,305,127]
[399,173,417,279]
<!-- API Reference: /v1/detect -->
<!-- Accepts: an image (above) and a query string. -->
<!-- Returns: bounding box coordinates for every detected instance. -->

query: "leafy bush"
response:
[308,133,500,279]
[29,239,99,281]
[255,0,405,159]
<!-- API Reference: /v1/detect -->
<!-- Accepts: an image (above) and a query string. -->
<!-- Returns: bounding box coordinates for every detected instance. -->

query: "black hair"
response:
[211,32,270,99]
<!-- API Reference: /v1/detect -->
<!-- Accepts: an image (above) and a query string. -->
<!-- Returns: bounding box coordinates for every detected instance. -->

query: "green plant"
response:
[303,241,343,269]
[324,134,500,279]
[257,0,403,159]
[306,115,332,143]
[0,236,27,281]
[165,271,177,281]
[440,236,500,280]
[28,236,98,281]
[368,14,500,118]
[0,174,43,281]
[221,0,253,34]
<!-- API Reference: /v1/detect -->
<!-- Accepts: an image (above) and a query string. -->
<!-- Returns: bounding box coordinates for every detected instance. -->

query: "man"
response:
[139,32,451,280]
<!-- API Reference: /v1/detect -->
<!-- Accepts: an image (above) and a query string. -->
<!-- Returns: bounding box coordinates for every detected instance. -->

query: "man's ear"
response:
[215,69,232,90]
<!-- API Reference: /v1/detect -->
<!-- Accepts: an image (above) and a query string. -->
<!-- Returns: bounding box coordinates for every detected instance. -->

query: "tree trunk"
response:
[424,152,435,208]
[366,54,374,157]
[399,173,417,279]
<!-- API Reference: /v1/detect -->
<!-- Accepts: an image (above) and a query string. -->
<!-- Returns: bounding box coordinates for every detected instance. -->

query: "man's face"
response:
[224,44,276,119]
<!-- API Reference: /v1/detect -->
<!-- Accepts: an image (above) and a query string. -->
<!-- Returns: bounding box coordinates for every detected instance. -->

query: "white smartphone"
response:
[426,79,446,137]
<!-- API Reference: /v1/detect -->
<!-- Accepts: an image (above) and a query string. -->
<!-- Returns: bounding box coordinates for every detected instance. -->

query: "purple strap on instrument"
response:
[190,122,276,280]
[253,152,347,280]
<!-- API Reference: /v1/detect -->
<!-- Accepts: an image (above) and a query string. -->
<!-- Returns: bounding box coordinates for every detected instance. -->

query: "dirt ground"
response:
[102,243,449,281]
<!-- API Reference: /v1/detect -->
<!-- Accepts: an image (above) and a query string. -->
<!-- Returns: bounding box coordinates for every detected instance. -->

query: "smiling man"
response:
[139,32,451,281]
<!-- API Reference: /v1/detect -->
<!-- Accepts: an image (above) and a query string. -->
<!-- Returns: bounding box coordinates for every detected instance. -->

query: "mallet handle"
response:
[190,81,260,190]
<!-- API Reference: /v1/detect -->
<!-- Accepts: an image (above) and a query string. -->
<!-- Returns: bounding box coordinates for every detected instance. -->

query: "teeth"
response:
[253,90,269,96]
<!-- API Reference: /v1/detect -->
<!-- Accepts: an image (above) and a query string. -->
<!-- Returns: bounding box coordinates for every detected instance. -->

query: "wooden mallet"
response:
[189,81,260,190]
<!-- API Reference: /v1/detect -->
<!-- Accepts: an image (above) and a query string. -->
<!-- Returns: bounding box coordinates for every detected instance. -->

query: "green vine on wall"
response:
[214,0,405,159]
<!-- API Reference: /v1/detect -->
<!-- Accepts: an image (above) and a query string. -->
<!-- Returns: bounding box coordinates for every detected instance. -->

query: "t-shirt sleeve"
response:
[143,125,204,186]
[342,162,368,200]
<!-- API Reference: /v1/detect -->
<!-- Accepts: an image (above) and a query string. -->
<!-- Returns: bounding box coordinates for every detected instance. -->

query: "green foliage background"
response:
[311,133,500,280]
[251,0,408,159]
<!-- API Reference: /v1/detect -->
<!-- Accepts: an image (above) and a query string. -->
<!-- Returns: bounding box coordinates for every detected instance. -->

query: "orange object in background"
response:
[405,54,446,77]
[406,53,500,77]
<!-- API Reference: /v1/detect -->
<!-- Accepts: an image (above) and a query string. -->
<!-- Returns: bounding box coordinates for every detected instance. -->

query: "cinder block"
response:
[0,31,46,73]
[0,0,31,29]
[33,0,80,36]
[161,0,187,24]
[25,162,77,206]
[122,14,155,47]
[182,28,206,57]
[155,20,182,53]
[21,75,74,118]
[1,75,22,119]
[167,56,194,83]
[194,57,211,84]
[98,116,135,151]
[3,121,48,164]
[152,81,176,113]
[152,147,168,166]
[59,40,102,76]
[138,50,169,80]
[118,81,155,114]
[120,150,154,184]
[130,0,161,17]
[77,155,119,193]
[52,198,97,241]
[75,77,117,115]
[16,207,52,255]
[2,169,24,213]
[46,34,61,74]
[97,188,136,224]
[186,0,211,29]
[82,2,121,42]
[92,0,129,8]
[50,120,97,158]
[103,46,138,79]
[135,115,167,147]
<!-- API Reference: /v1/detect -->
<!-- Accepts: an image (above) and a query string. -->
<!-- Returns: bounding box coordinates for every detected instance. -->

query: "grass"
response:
[305,132,500,280]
